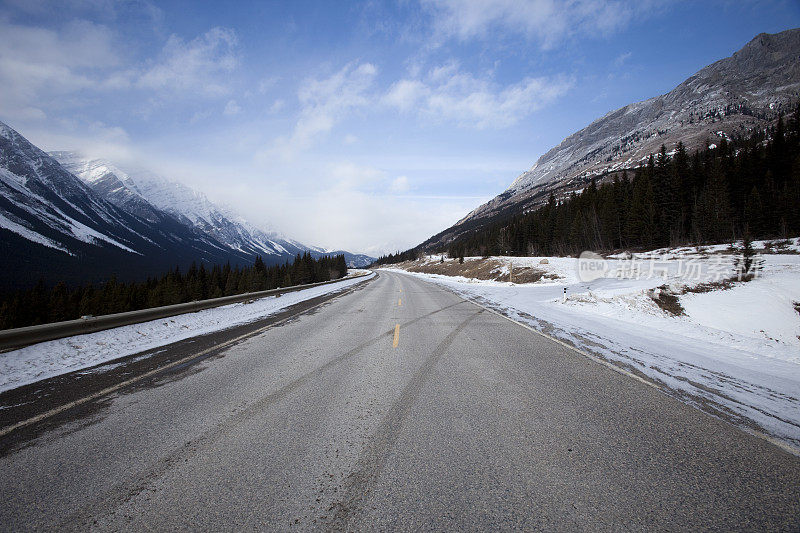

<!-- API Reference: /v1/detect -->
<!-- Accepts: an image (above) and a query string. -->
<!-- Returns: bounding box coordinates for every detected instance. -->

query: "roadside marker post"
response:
[563,287,567,302]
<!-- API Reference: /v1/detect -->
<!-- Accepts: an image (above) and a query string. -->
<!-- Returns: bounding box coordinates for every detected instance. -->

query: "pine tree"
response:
[744,186,765,236]
[733,231,764,281]
[625,168,656,247]
[694,164,732,243]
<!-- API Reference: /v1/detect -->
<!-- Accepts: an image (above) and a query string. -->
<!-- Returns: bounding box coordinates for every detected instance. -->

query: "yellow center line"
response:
[392,324,400,348]
[398,298,402,306]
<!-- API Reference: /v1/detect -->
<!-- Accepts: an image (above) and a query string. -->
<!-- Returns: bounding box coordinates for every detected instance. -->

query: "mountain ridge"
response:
[425,28,800,250]
[0,119,259,289]
[51,152,313,260]
[0,121,373,289]
[50,153,374,267]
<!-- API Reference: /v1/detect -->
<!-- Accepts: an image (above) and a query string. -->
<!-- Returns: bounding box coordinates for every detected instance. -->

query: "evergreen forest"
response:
[0,252,348,329]
[375,105,800,265]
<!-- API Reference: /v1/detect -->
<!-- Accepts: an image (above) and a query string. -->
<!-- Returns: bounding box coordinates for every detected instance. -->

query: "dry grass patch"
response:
[393,258,546,283]
[650,275,759,317]
[682,276,741,294]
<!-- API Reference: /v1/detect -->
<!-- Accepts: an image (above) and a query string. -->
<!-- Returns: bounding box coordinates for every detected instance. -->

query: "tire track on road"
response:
[61,299,474,530]
[325,308,484,531]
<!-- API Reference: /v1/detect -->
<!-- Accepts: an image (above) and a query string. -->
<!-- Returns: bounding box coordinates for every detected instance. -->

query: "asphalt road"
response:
[1,270,799,531]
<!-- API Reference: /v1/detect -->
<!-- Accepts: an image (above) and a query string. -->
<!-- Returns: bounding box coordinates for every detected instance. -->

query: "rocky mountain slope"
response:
[0,122,373,289]
[52,153,374,268]
[52,153,311,258]
[0,120,260,289]
[422,28,800,250]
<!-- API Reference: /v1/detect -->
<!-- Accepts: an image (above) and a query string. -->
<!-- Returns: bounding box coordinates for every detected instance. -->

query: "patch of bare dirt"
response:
[648,285,685,316]
[650,274,761,317]
[682,276,746,294]
[390,258,546,283]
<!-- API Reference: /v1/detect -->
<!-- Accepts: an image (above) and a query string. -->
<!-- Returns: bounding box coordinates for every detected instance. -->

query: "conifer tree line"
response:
[375,103,800,265]
[0,252,348,329]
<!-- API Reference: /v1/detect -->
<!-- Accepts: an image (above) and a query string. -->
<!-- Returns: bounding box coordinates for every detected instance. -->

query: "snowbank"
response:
[384,240,800,449]
[0,273,374,393]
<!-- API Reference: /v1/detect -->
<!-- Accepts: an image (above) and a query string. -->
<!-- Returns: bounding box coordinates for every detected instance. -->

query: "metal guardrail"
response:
[0,273,372,351]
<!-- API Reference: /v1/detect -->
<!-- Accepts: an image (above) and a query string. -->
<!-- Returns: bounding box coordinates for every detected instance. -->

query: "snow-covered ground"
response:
[0,272,374,394]
[383,238,800,449]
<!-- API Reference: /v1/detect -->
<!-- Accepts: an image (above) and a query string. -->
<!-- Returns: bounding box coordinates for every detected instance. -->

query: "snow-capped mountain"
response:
[323,251,374,269]
[426,28,800,248]
[51,153,374,267]
[0,123,137,257]
[0,120,261,289]
[52,153,312,259]
[45,152,166,225]
[0,123,374,288]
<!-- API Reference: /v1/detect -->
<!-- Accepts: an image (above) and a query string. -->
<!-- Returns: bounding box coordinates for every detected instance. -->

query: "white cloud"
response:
[384,63,572,128]
[189,153,470,255]
[343,134,358,145]
[0,18,121,120]
[614,51,633,67]
[206,178,477,256]
[421,0,662,49]
[290,190,472,256]
[258,76,279,93]
[10,107,48,121]
[87,121,130,144]
[0,17,241,133]
[390,175,411,193]
[2,0,165,27]
[263,62,377,160]
[384,79,428,111]
[190,110,212,123]
[0,16,248,209]
[330,161,386,191]
[0,18,119,68]
[269,98,285,113]
[19,122,135,164]
[137,27,239,96]
[224,99,241,115]
[97,142,519,257]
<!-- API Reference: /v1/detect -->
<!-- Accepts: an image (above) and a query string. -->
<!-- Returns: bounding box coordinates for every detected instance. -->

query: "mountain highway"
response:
[1,270,799,531]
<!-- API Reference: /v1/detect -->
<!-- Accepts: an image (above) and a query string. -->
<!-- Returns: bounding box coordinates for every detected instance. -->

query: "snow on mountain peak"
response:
[51,152,319,259]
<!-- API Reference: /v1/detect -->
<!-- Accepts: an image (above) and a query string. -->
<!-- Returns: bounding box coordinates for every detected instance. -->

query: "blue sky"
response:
[1,0,799,255]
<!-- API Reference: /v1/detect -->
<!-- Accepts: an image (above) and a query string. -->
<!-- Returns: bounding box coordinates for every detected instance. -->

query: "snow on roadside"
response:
[383,243,800,449]
[0,273,374,393]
